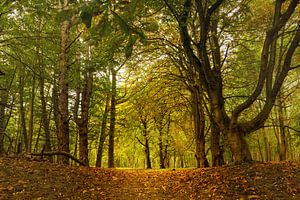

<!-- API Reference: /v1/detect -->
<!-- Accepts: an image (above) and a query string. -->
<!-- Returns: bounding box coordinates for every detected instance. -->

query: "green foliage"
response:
[1,0,300,168]
[141,21,159,32]
[112,10,131,35]
[81,10,93,28]
[80,0,105,28]
[95,11,112,37]
[56,9,74,22]
[125,34,137,58]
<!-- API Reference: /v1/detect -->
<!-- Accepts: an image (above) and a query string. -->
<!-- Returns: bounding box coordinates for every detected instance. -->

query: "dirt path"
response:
[0,157,300,199]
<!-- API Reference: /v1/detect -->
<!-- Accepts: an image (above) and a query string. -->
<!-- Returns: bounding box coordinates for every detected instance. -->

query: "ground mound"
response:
[0,157,299,199]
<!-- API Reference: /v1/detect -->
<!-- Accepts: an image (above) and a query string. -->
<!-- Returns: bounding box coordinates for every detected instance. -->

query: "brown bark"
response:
[142,122,152,169]
[209,18,224,167]
[57,0,71,164]
[33,119,42,153]
[96,93,110,167]
[39,75,52,153]
[0,89,8,155]
[154,112,171,169]
[227,129,252,163]
[52,84,59,147]
[28,75,35,153]
[192,86,209,168]
[144,135,151,169]
[73,46,93,166]
[78,125,89,165]
[262,127,270,161]
[256,135,264,161]
[35,17,52,155]
[74,71,93,166]
[277,92,287,161]
[136,117,152,169]
[19,65,29,153]
[158,130,165,169]
[0,68,9,155]
[210,118,224,166]
[108,68,117,168]
[31,151,86,166]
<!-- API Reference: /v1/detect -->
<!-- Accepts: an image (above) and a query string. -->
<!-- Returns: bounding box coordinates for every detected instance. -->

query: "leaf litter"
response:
[0,157,300,199]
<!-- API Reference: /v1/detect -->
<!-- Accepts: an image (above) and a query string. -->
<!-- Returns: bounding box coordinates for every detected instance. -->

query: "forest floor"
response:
[0,157,300,199]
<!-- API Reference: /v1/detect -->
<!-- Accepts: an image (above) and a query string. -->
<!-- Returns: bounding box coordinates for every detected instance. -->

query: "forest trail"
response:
[0,157,300,199]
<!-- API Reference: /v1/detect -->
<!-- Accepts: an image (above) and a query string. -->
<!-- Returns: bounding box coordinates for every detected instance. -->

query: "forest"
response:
[0,0,299,170]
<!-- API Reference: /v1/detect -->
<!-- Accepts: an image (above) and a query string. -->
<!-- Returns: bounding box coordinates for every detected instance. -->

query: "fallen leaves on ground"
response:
[0,157,300,199]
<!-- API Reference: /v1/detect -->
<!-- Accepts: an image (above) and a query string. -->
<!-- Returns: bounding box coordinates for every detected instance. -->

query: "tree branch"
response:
[135,136,146,147]
[231,0,298,122]
[31,151,87,166]
[66,31,82,51]
[161,0,180,23]
[207,0,225,17]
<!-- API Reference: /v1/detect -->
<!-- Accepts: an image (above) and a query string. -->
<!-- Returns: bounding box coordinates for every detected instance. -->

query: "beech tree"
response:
[162,0,300,163]
[1,0,300,168]
[74,50,94,166]
[0,69,6,155]
[57,0,74,164]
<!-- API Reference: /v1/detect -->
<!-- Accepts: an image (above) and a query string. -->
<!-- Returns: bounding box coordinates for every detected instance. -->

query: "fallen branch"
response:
[31,151,86,166]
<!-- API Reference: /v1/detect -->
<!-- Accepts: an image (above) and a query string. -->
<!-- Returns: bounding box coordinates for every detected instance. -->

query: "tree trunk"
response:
[155,114,170,169]
[77,71,93,166]
[78,125,89,165]
[39,75,52,154]
[108,68,117,168]
[0,89,8,155]
[96,93,110,167]
[72,42,93,166]
[286,128,293,160]
[57,2,71,164]
[138,121,152,169]
[19,65,29,153]
[192,86,209,168]
[28,75,36,153]
[0,69,11,155]
[210,118,224,166]
[262,127,270,161]
[52,84,59,150]
[277,92,286,161]
[35,17,52,156]
[158,129,165,169]
[144,130,152,169]
[34,119,42,153]
[227,129,252,163]
[256,134,264,161]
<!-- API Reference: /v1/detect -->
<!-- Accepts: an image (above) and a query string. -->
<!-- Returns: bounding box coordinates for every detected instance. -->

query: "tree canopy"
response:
[0,0,299,168]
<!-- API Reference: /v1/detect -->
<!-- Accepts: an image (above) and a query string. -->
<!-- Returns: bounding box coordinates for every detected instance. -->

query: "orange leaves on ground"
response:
[1,157,300,199]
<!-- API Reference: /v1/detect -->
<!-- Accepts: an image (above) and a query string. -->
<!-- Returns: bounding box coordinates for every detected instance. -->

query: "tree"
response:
[1,0,300,168]
[0,71,7,155]
[108,66,117,168]
[154,109,171,169]
[162,0,300,163]
[18,64,29,153]
[74,63,93,166]
[56,0,73,164]
[96,92,110,167]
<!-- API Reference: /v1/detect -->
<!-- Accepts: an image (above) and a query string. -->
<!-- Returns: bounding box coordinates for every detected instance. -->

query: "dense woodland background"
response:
[0,0,299,168]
